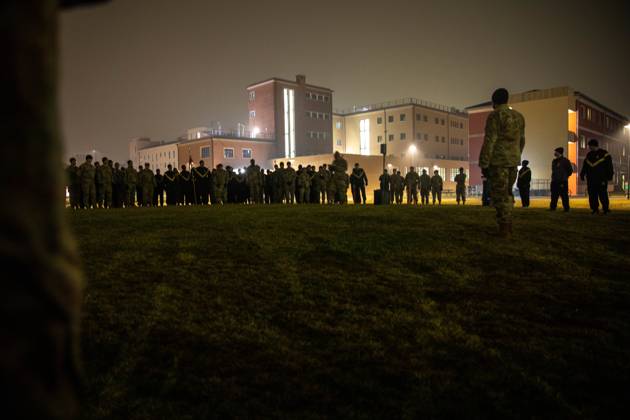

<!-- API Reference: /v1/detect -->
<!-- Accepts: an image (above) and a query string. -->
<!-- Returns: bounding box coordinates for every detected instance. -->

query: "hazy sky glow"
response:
[60,0,630,162]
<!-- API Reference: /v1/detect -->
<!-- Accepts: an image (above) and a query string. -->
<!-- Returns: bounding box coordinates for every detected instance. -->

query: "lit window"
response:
[579,135,586,149]
[359,119,370,156]
[223,148,234,159]
[249,91,255,101]
[242,148,252,159]
[336,121,342,129]
[400,114,406,122]
[201,146,210,158]
[249,110,256,118]
[587,108,592,121]
[283,88,296,158]
[337,139,342,146]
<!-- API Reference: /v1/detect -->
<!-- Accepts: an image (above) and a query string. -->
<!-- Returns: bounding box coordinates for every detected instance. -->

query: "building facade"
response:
[467,87,629,195]
[247,75,333,158]
[176,136,275,171]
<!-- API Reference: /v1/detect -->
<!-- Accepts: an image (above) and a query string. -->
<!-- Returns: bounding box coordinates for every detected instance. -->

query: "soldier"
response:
[94,161,103,208]
[580,138,614,214]
[163,164,178,206]
[246,159,262,204]
[192,160,211,205]
[404,167,420,205]
[550,147,573,212]
[138,163,155,206]
[78,155,96,209]
[264,169,274,204]
[65,157,80,209]
[136,164,144,206]
[284,162,296,204]
[214,164,228,205]
[331,151,348,204]
[125,160,138,207]
[350,163,368,204]
[310,166,322,204]
[321,164,334,204]
[154,168,164,206]
[379,169,391,205]
[431,170,444,205]
[296,165,311,204]
[481,175,491,207]
[390,169,403,204]
[454,167,467,205]
[226,166,239,203]
[100,157,113,208]
[479,88,525,237]
[517,160,531,208]
[419,169,431,205]
[179,164,193,205]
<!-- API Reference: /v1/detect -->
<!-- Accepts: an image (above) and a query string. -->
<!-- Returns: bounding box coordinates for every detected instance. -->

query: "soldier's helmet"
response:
[199,160,205,166]
[250,159,256,165]
[102,157,108,163]
[434,170,439,174]
[217,163,223,169]
[86,155,93,161]
[522,160,529,166]
[422,169,427,173]
[167,164,172,169]
[145,163,150,168]
[70,157,76,163]
[459,167,464,171]
[334,151,341,157]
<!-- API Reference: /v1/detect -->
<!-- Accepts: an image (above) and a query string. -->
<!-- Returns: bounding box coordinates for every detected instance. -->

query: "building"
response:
[130,138,178,171]
[467,87,630,195]
[247,74,333,158]
[176,135,275,171]
[332,98,470,192]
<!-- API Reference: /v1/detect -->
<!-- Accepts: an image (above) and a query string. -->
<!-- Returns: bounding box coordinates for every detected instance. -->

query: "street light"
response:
[408,144,417,169]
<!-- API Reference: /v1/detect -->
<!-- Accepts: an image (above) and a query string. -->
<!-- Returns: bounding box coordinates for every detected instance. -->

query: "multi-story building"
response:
[247,74,333,158]
[467,87,630,195]
[332,98,470,191]
[176,135,275,171]
[130,138,178,171]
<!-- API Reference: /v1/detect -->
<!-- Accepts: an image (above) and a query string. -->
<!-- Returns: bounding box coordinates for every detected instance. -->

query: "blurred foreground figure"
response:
[1,1,108,418]
[478,88,525,238]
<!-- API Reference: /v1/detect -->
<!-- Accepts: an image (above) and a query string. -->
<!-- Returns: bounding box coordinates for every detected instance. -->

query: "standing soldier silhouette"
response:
[550,147,573,212]
[478,88,525,238]
[454,167,467,205]
[580,139,614,214]
[517,160,531,208]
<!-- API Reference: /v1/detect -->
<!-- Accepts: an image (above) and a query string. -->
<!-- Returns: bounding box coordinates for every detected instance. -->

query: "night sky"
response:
[60,0,630,162]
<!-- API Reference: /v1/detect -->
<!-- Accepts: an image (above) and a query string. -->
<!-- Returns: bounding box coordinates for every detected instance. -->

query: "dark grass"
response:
[71,205,630,419]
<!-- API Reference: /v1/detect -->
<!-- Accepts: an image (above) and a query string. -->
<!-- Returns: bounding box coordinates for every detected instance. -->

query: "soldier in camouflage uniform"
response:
[139,163,155,206]
[454,167,467,205]
[154,168,164,206]
[431,170,443,205]
[246,159,262,204]
[479,88,526,238]
[296,165,311,204]
[404,167,420,205]
[390,170,404,204]
[284,162,296,204]
[79,155,96,209]
[100,157,113,208]
[125,160,138,207]
[66,157,80,209]
[214,163,228,204]
[94,161,103,208]
[322,164,335,204]
[163,164,178,205]
[331,151,348,204]
[192,160,211,205]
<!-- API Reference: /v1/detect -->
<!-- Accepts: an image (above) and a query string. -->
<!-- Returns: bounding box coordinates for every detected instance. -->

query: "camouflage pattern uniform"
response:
[139,165,155,206]
[419,171,431,205]
[404,169,420,205]
[297,167,311,203]
[284,164,296,203]
[331,152,348,204]
[214,166,228,204]
[324,166,335,204]
[79,159,96,208]
[100,160,113,208]
[246,161,262,204]
[125,163,138,207]
[390,171,404,204]
[479,104,525,228]
[430,172,443,205]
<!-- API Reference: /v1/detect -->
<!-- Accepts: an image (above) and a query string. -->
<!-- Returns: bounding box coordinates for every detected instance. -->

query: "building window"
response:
[416,114,422,121]
[586,108,592,121]
[441,137,445,143]
[201,146,210,158]
[460,122,464,129]
[336,121,342,129]
[400,114,406,122]
[306,92,311,99]
[424,134,429,141]
[283,88,296,158]
[423,115,428,122]
[389,134,394,142]
[318,95,323,101]
[337,139,342,146]
[388,115,394,123]
[416,133,422,140]
[435,117,439,124]
[377,117,383,124]
[242,148,252,159]
[435,136,439,142]
[579,135,586,149]
[400,133,406,140]
[249,91,255,101]
[359,119,370,156]
[223,148,234,159]
[324,96,329,103]
[441,119,445,125]
[377,135,383,143]
[249,110,256,118]
[461,139,464,145]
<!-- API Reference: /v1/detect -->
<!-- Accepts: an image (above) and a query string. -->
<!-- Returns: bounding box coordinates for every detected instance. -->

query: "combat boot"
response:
[498,222,512,239]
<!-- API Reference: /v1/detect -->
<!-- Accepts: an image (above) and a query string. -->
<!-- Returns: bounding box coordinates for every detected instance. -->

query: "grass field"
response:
[71,199,630,419]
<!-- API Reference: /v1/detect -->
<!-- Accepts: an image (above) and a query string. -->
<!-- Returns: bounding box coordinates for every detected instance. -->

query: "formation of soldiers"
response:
[378,167,452,206]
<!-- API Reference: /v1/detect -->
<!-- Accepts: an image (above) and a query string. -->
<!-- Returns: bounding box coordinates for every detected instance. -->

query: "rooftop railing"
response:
[334,97,467,117]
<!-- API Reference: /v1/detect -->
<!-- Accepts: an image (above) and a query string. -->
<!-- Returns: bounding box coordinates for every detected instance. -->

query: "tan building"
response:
[177,135,275,170]
[467,87,630,194]
[332,98,469,192]
[135,141,179,172]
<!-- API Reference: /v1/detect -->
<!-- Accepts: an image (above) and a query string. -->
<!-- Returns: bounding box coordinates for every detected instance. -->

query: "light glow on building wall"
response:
[359,118,370,156]
[283,88,295,158]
